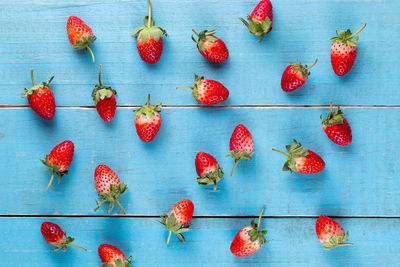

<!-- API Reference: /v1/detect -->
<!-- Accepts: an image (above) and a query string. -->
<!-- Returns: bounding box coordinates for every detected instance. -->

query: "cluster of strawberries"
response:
[20,0,364,264]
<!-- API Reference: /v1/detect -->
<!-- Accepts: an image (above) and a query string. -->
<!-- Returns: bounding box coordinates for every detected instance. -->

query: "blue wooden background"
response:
[1,0,399,266]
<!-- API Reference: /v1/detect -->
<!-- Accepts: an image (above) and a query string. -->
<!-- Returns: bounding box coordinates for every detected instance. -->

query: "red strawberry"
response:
[134,94,162,142]
[92,65,117,122]
[239,0,273,43]
[316,216,353,250]
[94,164,128,215]
[22,70,55,120]
[272,139,325,174]
[228,124,254,176]
[322,102,352,146]
[132,0,167,64]
[41,221,86,252]
[177,74,229,105]
[41,140,74,192]
[195,152,224,191]
[67,16,96,62]
[281,59,318,92]
[159,199,194,245]
[98,244,132,266]
[191,29,229,63]
[331,23,366,76]
[230,207,268,257]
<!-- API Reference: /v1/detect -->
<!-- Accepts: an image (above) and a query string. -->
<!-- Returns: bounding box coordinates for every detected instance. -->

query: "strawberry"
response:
[230,207,268,257]
[316,216,353,250]
[239,0,273,43]
[321,102,352,146]
[177,74,229,105]
[159,199,194,245]
[228,124,254,176]
[195,152,224,191]
[92,65,117,122]
[22,70,55,120]
[132,0,167,64]
[94,164,128,215]
[272,139,325,174]
[191,29,229,63]
[98,244,132,267]
[331,23,366,76]
[67,16,96,62]
[41,140,74,192]
[134,94,162,142]
[41,221,86,252]
[281,59,318,92]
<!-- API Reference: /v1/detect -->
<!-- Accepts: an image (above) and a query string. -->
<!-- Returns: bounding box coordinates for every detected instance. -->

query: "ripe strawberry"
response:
[228,124,254,176]
[41,140,74,192]
[321,102,352,146]
[67,16,96,62]
[159,199,194,245]
[195,152,224,191]
[98,244,132,267]
[92,65,117,122]
[94,164,128,215]
[132,0,167,64]
[191,29,229,63]
[22,70,55,120]
[331,23,366,76]
[239,0,273,43]
[281,59,318,92]
[272,139,325,174]
[41,221,86,252]
[230,207,268,257]
[316,216,353,250]
[177,74,229,105]
[134,94,162,142]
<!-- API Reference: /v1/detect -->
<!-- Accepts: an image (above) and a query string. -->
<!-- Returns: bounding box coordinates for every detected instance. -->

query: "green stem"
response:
[67,243,87,251]
[213,181,217,192]
[257,206,266,231]
[98,64,102,86]
[115,198,126,215]
[330,101,333,113]
[45,171,55,192]
[146,94,151,105]
[348,23,367,39]
[271,148,290,157]
[337,243,354,246]
[87,46,95,63]
[176,86,193,90]
[30,69,35,86]
[305,58,318,70]
[192,29,199,37]
[147,0,152,28]
[166,231,172,245]
[230,159,241,176]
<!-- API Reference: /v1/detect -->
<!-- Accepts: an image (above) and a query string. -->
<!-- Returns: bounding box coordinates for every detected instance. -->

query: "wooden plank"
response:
[0,217,399,266]
[1,107,399,216]
[0,0,399,106]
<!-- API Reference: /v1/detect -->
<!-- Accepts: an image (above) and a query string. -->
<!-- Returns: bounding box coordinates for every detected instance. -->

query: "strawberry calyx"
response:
[176,73,205,101]
[272,139,309,173]
[41,155,68,192]
[102,256,133,267]
[238,15,272,43]
[247,206,268,247]
[321,102,344,127]
[191,29,218,53]
[159,213,190,245]
[291,59,317,79]
[94,184,128,214]
[51,234,87,252]
[73,35,96,62]
[134,94,162,118]
[196,164,224,192]
[132,0,167,42]
[322,231,352,250]
[92,65,117,106]
[228,150,254,176]
[22,70,54,98]
[331,23,366,47]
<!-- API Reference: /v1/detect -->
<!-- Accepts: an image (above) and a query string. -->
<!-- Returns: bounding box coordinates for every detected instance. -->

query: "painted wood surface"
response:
[1,107,399,216]
[1,217,399,266]
[0,0,399,106]
[1,0,399,265]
